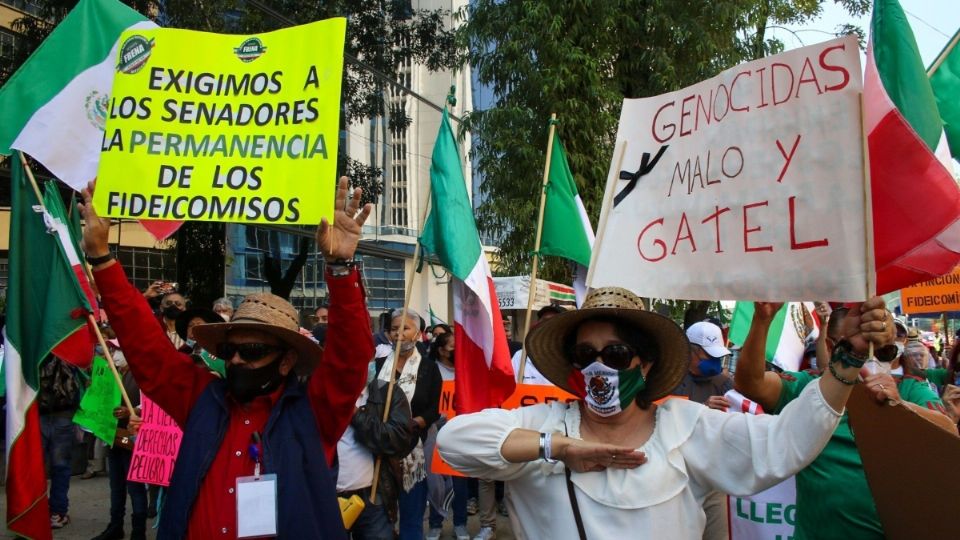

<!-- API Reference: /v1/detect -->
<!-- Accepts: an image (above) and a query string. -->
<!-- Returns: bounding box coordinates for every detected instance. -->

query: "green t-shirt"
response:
[925,368,950,389]
[774,371,943,540]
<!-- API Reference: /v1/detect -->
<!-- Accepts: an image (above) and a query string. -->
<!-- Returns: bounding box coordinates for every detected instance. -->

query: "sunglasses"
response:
[216,342,287,362]
[571,343,637,370]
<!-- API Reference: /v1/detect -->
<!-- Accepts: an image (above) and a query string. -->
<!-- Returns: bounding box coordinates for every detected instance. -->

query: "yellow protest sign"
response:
[94,19,345,224]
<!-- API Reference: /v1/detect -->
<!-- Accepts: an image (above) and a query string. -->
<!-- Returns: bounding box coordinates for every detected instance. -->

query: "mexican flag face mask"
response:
[580,361,646,417]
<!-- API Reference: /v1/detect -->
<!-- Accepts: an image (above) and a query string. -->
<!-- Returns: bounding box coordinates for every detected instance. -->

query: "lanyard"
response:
[249,432,262,479]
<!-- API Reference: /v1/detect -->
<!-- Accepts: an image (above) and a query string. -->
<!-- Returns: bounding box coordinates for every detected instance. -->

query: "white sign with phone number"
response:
[493,276,556,311]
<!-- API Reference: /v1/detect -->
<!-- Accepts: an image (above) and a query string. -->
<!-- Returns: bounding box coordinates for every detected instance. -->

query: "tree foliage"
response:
[464,0,869,321]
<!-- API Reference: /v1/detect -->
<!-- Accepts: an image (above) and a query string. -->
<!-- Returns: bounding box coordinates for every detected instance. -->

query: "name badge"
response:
[236,474,278,538]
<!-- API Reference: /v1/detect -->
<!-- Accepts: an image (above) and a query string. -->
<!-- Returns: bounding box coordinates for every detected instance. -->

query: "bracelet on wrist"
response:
[326,259,357,277]
[85,252,114,266]
[539,432,558,463]
[833,340,868,369]
[828,360,858,386]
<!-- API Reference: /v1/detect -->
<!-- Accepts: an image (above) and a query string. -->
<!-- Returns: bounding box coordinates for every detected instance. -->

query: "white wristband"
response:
[542,432,557,463]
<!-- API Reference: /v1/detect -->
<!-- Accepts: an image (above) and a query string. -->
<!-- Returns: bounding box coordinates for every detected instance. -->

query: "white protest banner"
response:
[589,36,868,301]
[493,276,576,311]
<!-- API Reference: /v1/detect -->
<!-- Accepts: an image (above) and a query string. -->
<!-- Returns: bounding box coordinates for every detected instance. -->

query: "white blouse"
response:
[437,381,841,539]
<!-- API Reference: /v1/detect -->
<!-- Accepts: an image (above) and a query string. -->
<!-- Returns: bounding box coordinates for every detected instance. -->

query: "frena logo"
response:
[588,376,615,405]
[234,37,267,62]
[84,90,109,131]
[117,35,155,74]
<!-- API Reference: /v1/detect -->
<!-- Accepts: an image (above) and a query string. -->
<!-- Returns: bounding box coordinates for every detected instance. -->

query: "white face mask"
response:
[112,350,127,369]
[896,342,905,357]
[582,362,622,417]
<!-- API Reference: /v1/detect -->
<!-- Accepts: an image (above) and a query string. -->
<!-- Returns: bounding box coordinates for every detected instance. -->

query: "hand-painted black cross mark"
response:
[613,145,669,207]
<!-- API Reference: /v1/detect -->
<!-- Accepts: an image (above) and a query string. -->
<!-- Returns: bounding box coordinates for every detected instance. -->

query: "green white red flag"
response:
[866,0,960,294]
[538,134,594,306]
[728,302,819,372]
[929,28,960,159]
[420,109,515,413]
[0,0,179,241]
[3,154,97,540]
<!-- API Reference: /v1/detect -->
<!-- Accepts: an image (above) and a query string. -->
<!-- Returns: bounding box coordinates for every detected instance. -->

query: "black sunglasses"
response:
[571,343,637,370]
[216,342,287,362]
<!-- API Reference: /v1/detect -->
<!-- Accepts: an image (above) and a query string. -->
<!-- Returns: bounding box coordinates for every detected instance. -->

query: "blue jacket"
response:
[158,375,346,539]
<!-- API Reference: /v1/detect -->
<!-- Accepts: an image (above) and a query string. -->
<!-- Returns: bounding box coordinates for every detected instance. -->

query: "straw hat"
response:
[525,287,689,402]
[192,292,322,375]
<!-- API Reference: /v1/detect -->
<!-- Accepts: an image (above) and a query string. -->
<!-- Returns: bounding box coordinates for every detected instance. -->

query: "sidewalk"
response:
[0,475,515,539]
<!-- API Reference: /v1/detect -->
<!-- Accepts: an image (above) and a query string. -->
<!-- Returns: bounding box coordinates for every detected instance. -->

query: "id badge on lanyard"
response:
[237,432,278,538]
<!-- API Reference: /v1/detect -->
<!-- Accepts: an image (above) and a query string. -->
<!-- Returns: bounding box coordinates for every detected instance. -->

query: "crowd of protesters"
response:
[4,177,959,540]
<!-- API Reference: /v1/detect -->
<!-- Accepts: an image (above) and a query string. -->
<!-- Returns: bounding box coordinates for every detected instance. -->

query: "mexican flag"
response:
[539,134,595,306]
[929,28,960,158]
[728,302,819,372]
[3,154,97,540]
[0,0,179,241]
[865,0,960,294]
[420,109,515,413]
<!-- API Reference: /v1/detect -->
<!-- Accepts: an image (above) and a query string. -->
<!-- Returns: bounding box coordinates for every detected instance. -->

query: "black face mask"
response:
[162,305,184,320]
[226,359,285,403]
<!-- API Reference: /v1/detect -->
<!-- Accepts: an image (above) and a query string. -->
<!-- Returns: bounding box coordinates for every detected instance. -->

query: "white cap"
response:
[686,322,731,358]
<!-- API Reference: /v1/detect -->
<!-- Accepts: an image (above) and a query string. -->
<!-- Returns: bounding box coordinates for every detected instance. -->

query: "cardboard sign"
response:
[589,36,867,301]
[73,356,120,445]
[847,384,960,539]
[899,266,960,314]
[127,394,183,486]
[95,19,346,224]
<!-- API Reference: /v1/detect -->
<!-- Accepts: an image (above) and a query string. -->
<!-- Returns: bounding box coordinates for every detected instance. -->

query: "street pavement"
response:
[0,474,515,539]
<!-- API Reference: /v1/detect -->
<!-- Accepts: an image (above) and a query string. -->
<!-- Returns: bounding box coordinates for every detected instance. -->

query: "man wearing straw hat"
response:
[77,178,373,539]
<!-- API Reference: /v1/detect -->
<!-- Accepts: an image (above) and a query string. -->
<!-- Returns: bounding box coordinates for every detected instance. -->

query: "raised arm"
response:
[307,177,374,466]
[733,302,786,411]
[79,183,214,428]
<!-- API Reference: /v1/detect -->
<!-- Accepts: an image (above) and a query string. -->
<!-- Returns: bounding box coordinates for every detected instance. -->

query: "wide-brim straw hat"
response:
[193,292,322,376]
[525,287,690,402]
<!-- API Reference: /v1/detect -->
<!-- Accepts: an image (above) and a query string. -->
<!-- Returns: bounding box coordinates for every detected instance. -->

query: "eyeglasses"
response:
[216,342,287,362]
[571,343,637,370]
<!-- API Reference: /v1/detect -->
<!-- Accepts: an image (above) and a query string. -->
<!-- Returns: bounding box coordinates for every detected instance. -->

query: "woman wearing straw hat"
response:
[437,287,894,539]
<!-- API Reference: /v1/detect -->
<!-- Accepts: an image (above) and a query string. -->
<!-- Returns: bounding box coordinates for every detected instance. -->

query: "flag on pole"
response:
[3,153,98,540]
[865,0,960,294]
[538,135,595,306]
[427,305,447,327]
[929,28,960,158]
[727,302,819,372]
[0,0,179,241]
[420,109,515,413]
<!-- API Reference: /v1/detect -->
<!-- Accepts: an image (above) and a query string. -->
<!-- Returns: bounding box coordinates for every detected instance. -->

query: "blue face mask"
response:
[697,357,723,377]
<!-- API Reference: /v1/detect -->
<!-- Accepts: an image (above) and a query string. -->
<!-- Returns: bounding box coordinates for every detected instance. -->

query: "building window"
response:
[114,246,177,293]
[361,255,405,312]
[0,29,19,62]
[1,1,42,16]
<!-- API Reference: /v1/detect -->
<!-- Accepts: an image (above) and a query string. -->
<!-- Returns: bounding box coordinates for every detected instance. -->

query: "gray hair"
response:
[391,308,422,329]
[212,297,234,310]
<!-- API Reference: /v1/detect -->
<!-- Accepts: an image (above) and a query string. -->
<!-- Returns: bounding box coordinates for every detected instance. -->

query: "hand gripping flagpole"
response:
[517,113,558,383]
[368,88,451,503]
[18,151,139,419]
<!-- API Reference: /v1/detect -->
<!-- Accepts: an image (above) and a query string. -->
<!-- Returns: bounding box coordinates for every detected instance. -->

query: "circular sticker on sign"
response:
[234,37,267,62]
[116,35,155,74]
